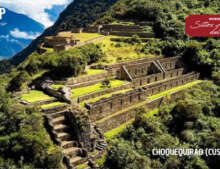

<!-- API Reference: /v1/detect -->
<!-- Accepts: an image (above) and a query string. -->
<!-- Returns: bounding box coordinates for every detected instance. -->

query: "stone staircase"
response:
[45,107,88,168]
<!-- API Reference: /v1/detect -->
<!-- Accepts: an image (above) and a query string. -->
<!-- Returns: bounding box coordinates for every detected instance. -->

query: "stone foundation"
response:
[86,88,146,122]
[87,72,199,129]
[97,90,186,132]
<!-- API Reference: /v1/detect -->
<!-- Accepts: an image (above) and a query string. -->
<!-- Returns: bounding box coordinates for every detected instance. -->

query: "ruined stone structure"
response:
[45,105,106,168]
[43,34,80,52]
[40,56,200,168]
[72,24,155,38]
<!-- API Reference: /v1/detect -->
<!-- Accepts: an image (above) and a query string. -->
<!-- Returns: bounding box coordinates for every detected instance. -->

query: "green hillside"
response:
[0,0,117,73]
[0,0,219,168]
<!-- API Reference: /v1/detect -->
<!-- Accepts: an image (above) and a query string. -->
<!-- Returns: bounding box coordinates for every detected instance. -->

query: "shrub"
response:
[7,71,31,92]
[212,72,220,86]
[162,40,185,57]
[102,79,111,88]
[20,44,104,79]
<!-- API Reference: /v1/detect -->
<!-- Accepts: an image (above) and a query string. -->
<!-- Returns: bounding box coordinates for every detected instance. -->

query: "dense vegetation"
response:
[102,81,220,169]
[0,86,63,168]
[7,43,104,92]
[19,43,103,76]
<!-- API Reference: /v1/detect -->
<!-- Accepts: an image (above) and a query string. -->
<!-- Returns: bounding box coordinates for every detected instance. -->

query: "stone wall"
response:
[108,56,162,69]
[66,71,112,85]
[110,37,150,43]
[32,99,58,106]
[103,28,144,33]
[71,28,84,33]
[109,56,182,79]
[100,25,155,38]
[109,32,155,38]
[86,88,146,122]
[69,78,106,90]
[158,56,181,70]
[72,26,102,34]
[42,104,68,114]
[89,72,199,125]
[78,83,132,103]
[145,72,199,96]
[132,68,184,87]
[124,62,161,79]
[102,24,142,30]
[97,91,183,132]
[132,73,163,87]
[165,68,184,79]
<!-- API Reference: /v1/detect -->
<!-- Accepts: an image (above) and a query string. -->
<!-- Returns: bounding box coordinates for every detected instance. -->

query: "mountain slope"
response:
[0,8,44,59]
[10,0,117,65]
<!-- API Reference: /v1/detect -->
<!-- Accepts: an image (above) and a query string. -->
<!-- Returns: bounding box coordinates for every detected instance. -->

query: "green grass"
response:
[96,154,107,166]
[44,48,54,53]
[41,102,66,109]
[72,33,103,42]
[79,69,106,77]
[110,21,135,25]
[148,80,202,101]
[80,89,131,107]
[21,90,55,103]
[31,70,48,80]
[76,163,88,169]
[51,84,64,89]
[72,80,127,98]
[95,35,153,65]
[144,108,159,118]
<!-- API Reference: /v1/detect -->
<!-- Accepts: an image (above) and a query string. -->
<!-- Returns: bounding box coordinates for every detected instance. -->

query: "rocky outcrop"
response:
[39,78,72,103]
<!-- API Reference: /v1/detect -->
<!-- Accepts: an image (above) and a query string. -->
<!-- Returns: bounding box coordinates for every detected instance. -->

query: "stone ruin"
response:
[39,56,200,168]
[41,23,155,53]
[42,32,80,52]
[38,77,72,103]
[72,24,155,38]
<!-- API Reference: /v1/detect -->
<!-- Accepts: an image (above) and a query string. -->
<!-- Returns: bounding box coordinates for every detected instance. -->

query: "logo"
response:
[0,8,6,20]
[185,15,220,37]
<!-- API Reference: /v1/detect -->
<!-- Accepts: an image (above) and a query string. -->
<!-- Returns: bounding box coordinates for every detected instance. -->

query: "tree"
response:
[105,139,148,169]
[169,101,202,133]
[7,71,31,92]
[0,86,62,168]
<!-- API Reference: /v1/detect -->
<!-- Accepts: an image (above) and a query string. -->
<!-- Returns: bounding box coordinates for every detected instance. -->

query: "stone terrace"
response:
[20,56,200,168]
[72,24,155,38]
[60,56,199,134]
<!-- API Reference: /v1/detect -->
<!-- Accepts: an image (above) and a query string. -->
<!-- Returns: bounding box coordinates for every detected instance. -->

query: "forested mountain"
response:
[9,0,117,66]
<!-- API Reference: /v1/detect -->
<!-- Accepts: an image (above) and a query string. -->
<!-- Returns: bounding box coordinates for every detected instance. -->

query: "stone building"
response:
[43,34,80,52]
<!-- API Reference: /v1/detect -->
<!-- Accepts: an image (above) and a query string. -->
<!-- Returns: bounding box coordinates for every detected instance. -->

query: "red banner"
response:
[185,15,220,37]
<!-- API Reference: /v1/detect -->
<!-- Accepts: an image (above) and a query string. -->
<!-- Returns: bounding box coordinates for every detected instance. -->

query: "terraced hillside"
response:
[1,0,219,168]
[18,55,200,168]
